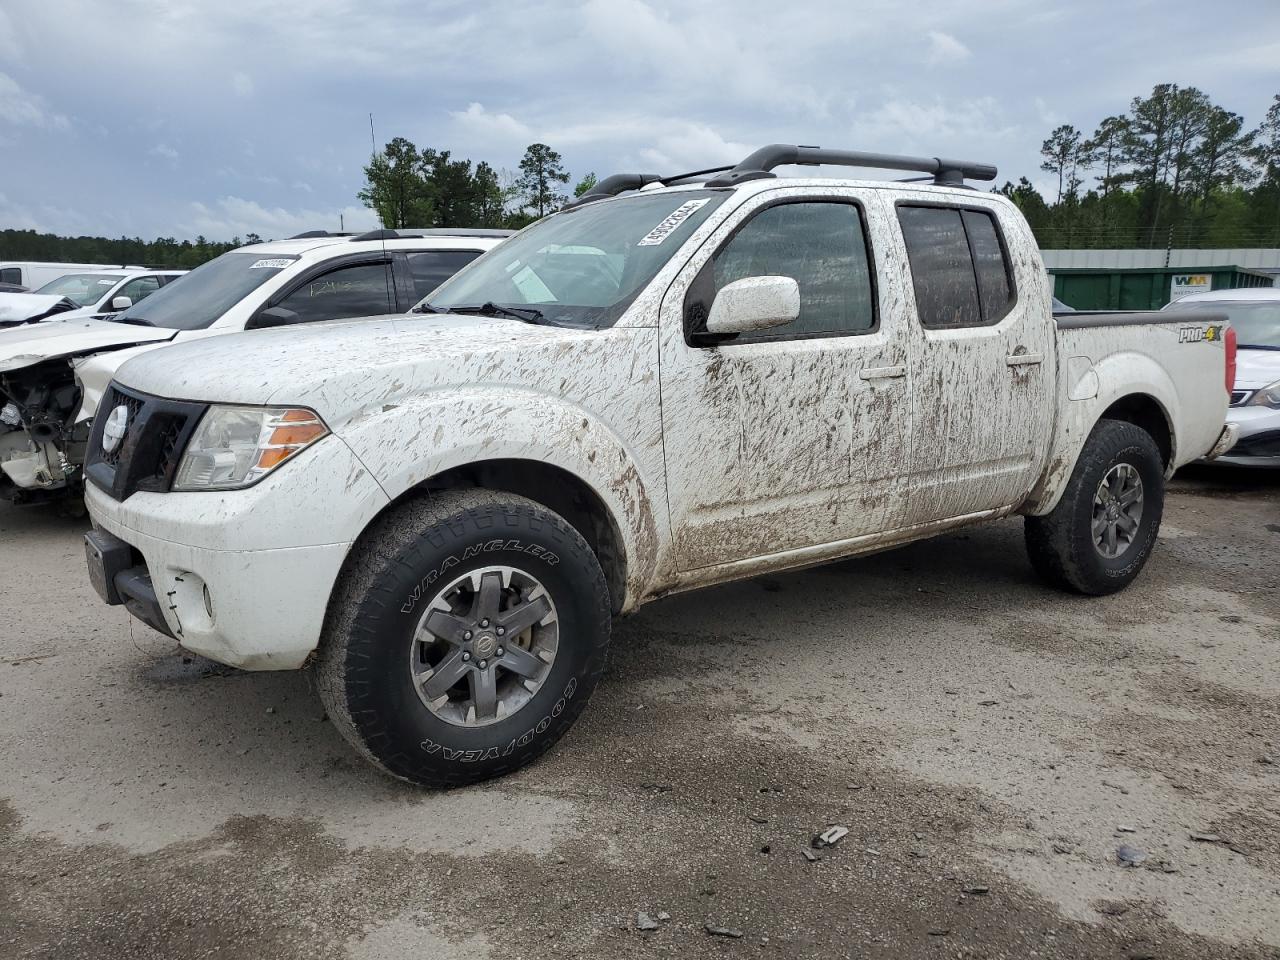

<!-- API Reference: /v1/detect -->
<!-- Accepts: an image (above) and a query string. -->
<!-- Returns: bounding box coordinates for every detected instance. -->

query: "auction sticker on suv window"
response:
[637,199,711,246]
[250,258,294,269]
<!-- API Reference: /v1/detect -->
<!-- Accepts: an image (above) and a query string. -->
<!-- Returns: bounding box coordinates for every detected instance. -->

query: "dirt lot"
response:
[2,469,1278,960]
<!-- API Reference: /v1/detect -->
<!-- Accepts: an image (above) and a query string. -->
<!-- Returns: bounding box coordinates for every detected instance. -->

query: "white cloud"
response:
[232,71,253,97]
[0,72,69,129]
[925,30,971,65]
[0,191,95,234]
[450,103,533,142]
[180,196,378,241]
[578,0,832,118]
[149,143,180,161]
[292,180,313,193]
[854,96,1017,151]
[0,8,21,61]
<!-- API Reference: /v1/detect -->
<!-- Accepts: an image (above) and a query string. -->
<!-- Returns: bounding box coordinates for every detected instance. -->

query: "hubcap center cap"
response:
[473,633,497,658]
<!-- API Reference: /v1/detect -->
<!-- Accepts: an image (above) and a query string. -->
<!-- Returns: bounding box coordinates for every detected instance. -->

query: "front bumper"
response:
[1209,405,1280,468]
[84,436,390,670]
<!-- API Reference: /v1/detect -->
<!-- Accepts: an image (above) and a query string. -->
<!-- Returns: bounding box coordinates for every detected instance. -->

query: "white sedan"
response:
[1165,287,1280,467]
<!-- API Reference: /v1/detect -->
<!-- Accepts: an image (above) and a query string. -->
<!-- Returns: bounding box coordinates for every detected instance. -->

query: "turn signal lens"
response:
[267,423,327,446]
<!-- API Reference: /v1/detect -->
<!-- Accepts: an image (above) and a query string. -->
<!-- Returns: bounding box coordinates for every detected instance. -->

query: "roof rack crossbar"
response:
[289,230,357,239]
[564,166,738,210]
[564,174,664,210]
[703,144,997,187]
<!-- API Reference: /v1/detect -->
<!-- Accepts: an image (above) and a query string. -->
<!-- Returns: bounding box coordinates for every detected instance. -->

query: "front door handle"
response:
[1006,353,1044,367]
[859,365,906,380]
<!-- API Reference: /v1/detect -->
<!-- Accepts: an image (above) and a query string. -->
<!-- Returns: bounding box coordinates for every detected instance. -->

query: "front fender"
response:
[1023,349,1180,516]
[335,387,665,611]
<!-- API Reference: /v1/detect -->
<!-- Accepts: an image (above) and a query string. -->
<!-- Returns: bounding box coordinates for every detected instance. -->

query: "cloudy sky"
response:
[2,0,1279,241]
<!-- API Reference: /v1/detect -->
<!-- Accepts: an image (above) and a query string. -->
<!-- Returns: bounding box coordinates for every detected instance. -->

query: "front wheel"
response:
[315,490,611,787]
[1024,419,1165,595]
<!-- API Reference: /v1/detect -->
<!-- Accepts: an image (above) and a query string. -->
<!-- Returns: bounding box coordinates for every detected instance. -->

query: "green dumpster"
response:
[1051,266,1272,311]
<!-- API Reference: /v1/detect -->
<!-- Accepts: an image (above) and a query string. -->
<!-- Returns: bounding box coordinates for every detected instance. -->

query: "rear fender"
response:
[1022,350,1178,516]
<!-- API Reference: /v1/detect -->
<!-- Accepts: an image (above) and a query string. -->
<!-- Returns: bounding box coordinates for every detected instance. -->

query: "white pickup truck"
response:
[81,145,1238,787]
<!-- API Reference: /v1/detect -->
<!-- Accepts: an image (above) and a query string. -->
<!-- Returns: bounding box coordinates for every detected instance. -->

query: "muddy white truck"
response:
[81,145,1238,786]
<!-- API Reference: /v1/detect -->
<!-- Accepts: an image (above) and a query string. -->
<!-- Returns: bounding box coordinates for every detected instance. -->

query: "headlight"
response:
[173,405,328,491]
[1246,380,1280,409]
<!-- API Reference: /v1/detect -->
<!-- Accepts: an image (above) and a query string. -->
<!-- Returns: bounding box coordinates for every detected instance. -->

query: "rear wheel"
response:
[1024,419,1165,595]
[316,490,611,787]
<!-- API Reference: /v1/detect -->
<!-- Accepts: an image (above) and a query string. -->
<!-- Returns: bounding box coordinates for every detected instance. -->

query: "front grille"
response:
[98,387,144,467]
[1230,389,1253,407]
[86,383,206,500]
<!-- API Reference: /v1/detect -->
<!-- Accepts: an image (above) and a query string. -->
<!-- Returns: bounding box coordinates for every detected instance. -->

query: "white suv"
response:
[0,229,509,505]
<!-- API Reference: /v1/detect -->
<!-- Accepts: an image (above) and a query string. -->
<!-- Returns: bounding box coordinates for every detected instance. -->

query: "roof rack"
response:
[563,144,997,209]
[288,230,357,239]
[351,228,515,242]
[705,144,997,188]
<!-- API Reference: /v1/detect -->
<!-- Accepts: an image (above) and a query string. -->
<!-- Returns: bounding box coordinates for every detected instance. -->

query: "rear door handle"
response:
[858,365,906,380]
[1006,353,1044,367]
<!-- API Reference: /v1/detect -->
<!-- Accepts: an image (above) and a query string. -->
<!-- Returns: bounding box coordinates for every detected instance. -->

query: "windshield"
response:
[1172,300,1280,349]
[36,274,124,306]
[114,252,296,330]
[422,190,728,328]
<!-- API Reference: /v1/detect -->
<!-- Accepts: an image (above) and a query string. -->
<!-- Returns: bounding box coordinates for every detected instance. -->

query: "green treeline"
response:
[1005,86,1280,249]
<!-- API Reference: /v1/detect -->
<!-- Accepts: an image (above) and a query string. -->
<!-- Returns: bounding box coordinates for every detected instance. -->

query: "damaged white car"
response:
[0,229,510,506]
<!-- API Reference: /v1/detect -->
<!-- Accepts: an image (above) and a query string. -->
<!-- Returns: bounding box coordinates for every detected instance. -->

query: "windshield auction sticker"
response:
[637,198,711,246]
[249,258,294,269]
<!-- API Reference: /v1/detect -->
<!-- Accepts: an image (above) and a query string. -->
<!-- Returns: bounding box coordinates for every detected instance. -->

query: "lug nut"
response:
[480,618,490,627]
[478,659,488,670]
[496,626,505,636]
[496,646,505,657]
[462,651,472,662]
[463,630,473,641]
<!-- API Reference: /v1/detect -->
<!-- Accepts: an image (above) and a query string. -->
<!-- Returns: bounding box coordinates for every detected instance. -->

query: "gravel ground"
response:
[1,468,1278,959]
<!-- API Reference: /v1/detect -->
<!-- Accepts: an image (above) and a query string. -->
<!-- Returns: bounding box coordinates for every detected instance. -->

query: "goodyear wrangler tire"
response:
[1024,419,1165,596]
[315,490,610,787]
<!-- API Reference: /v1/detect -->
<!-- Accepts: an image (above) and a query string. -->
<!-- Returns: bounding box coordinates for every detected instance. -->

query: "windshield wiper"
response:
[1239,343,1280,351]
[108,315,155,327]
[412,302,451,315]
[452,302,550,325]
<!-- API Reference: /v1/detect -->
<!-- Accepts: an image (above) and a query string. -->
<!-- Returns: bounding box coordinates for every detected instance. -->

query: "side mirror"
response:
[705,276,800,337]
[248,306,300,329]
[109,295,133,311]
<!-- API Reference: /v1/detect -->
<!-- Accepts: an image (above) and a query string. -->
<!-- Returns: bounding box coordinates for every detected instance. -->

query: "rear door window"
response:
[405,250,483,300]
[898,205,1015,328]
[273,261,396,324]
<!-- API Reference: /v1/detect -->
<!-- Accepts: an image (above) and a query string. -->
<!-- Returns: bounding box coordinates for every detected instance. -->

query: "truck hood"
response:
[0,293,79,327]
[0,316,177,372]
[1236,348,1280,390]
[113,313,612,418]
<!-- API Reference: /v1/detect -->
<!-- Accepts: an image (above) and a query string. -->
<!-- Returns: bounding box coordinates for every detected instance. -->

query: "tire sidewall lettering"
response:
[400,537,560,615]
[418,677,579,762]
